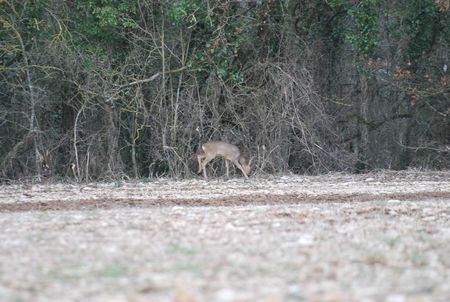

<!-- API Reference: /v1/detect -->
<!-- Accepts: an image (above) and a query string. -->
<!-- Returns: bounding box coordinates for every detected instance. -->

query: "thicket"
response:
[0,0,448,182]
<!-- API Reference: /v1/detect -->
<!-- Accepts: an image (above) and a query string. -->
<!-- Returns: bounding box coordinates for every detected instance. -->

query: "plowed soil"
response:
[0,171,449,302]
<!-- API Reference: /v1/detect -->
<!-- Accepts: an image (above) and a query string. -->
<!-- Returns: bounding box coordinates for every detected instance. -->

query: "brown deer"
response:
[197,141,251,180]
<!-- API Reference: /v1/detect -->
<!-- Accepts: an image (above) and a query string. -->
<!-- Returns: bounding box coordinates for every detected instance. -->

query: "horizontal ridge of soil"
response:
[1,191,448,213]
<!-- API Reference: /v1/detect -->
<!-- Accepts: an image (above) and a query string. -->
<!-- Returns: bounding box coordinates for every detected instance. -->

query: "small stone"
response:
[386,294,405,302]
[225,223,235,230]
[422,216,436,221]
[287,284,303,299]
[389,210,398,216]
[215,288,236,302]
[297,234,314,246]
[422,208,433,215]
[271,222,281,228]
[387,199,401,204]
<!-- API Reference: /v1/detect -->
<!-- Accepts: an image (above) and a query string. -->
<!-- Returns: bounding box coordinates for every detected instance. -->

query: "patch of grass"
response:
[166,244,196,255]
[365,253,387,266]
[140,177,155,183]
[170,262,202,274]
[46,264,85,281]
[99,263,127,278]
[411,251,427,267]
[386,236,400,248]
[114,180,124,188]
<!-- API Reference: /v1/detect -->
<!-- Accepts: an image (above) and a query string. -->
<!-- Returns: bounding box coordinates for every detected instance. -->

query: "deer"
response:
[197,141,252,180]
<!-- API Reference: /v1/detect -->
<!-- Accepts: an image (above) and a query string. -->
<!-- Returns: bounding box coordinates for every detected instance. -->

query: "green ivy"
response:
[328,0,447,62]
[75,0,137,43]
[170,0,201,26]
[404,0,443,66]
[345,0,382,56]
[169,0,248,84]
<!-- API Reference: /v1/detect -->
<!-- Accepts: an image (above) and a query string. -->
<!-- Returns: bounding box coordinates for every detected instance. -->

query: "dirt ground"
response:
[0,171,449,302]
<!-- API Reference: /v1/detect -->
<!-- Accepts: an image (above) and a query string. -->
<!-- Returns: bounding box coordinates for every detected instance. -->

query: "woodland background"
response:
[0,0,449,181]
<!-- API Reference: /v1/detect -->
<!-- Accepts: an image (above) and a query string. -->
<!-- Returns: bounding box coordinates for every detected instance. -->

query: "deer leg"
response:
[201,155,214,180]
[233,161,249,179]
[197,153,205,174]
[225,160,230,178]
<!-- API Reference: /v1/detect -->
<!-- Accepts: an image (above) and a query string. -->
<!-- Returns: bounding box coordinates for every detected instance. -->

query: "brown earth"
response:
[1,191,449,212]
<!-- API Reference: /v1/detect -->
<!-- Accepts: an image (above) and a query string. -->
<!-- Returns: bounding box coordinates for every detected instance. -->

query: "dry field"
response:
[0,171,449,302]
